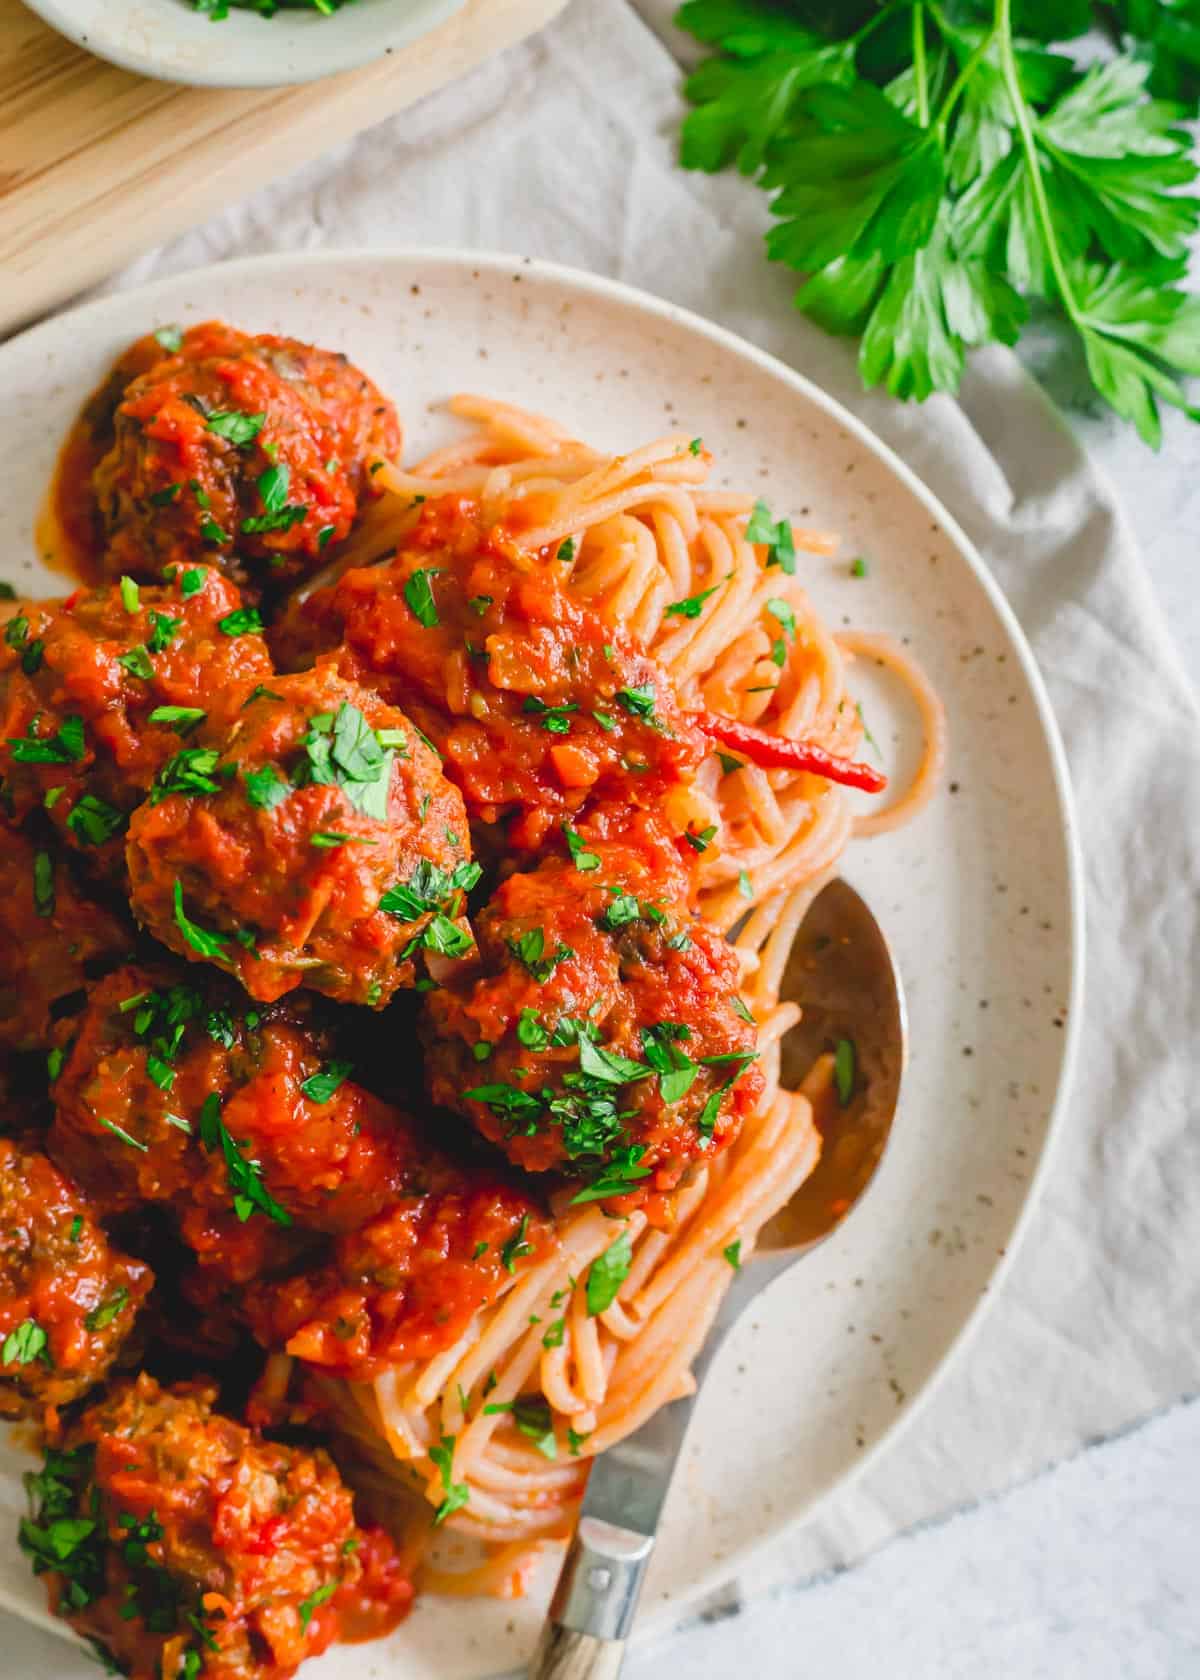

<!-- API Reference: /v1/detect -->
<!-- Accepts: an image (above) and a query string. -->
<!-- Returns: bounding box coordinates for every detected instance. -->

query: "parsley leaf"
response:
[586,1229,633,1316]
[563,824,600,871]
[9,714,86,765]
[173,880,229,959]
[297,1580,338,1634]
[2,1319,48,1366]
[206,409,265,445]
[218,607,264,637]
[428,1436,470,1525]
[244,764,291,810]
[65,795,125,847]
[198,1092,291,1225]
[301,1061,353,1103]
[678,0,1200,444]
[404,568,443,627]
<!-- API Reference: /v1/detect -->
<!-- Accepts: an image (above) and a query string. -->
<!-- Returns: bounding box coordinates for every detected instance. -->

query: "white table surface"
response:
[2,9,1197,1677]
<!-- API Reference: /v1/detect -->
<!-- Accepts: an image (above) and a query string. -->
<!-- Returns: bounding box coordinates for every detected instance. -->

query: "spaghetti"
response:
[299,396,947,1572]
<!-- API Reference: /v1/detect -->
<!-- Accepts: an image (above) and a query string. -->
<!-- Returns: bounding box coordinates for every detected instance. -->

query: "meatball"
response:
[125,663,474,1007]
[0,1137,151,1417]
[93,321,402,590]
[20,1373,412,1680]
[296,495,707,847]
[423,816,763,1195]
[50,963,415,1250]
[0,827,133,1052]
[0,571,272,878]
[237,1165,553,1380]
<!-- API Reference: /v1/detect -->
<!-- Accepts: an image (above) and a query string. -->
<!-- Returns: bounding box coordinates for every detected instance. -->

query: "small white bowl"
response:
[23,0,468,87]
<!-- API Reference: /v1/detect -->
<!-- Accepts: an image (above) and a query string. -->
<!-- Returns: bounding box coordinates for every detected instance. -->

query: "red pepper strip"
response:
[693,711,887,794]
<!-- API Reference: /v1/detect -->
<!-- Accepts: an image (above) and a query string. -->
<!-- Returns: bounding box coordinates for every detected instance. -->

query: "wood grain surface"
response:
[0,0,566,336]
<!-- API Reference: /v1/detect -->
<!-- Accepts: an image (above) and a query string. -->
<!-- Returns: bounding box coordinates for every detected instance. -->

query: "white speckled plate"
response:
[0,250,1082,1679]
[23,0,465,88]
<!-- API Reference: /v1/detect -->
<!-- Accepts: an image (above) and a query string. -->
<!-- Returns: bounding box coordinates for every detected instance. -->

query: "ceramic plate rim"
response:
[0,247,1085,1646]
[21,0,467,88]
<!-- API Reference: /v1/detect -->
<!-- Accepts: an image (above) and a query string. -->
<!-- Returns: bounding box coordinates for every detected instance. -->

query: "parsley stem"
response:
[992,0,1081,322]
[931,13,996,140]
[912,5,930,128]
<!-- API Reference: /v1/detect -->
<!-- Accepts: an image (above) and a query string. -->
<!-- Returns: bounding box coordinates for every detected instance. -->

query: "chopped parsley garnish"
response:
[172,880,229,959]
[641,1022,696,1104]
[403,568,443,628]
[688,437,703,455]
[2,1319,48,1367]
[317,524,336,550]
[563,824,600,872]
[745,501,796,574]
[199,516,231,546]
[500,1213,533,1273]
[483,1398,557,1459]
[217,607,264,637]
[766,597,796,638]
[99,1119,148,1153]
[198,1092,291,1225]
[84,1289,129,1331]
[468,594,492,616]
[297,1580,338,1634]
[683,824,717,853]
[542,1318,566,1349]
[206,409,265,445]
[523,696,578,735]
[850,557,869,579]
[117,644,156,681]
[154,325,183,352]
[244,764,291,810]
[119,576,140,614]
[151,747,223,802]
[666,582,720,619]
[19,1445,105,1612]
[147,613,179,654]
[834,1038,856,1107]
[379,857,480,920]
[33,850,54,918]
[730,995,756,1026]
[149,705,206,734]
[738,869,754,899]
[65,795,125,847]
[724,1240,742,1270]
[586,1229,633,1316]
[149,483,182,507]
[300,702,395,821]
[300,1061,353,1104]
[9,713,86,764]
[179,566,207,596]
[614,684,656,719]
[67,1214,82,1242]
[564,1149,648,1202]
[578,1036,650,1087]
[428,1436,470,1525]
[506,927,573,982]
[557,538,576,561]
[517,1009,550,1051]
[567,1426,591,1456]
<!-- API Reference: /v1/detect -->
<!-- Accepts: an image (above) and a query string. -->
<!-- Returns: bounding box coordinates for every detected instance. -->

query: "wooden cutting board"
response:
[0,0,567,338]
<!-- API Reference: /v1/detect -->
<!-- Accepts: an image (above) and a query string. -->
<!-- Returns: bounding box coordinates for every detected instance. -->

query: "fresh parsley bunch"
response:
[677,0,1200,444]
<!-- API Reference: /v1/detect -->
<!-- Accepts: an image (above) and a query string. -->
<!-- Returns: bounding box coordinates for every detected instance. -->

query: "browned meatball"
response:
[50,963,423,1277]
[293,495,708,851]
[0,827,133,1052]
[20,1372,413,1679]
[93,321,402,591]
[0,1137,151,1417]
[423,814,763,1198]
[125,662,475,1007]
[0,571,272,878]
